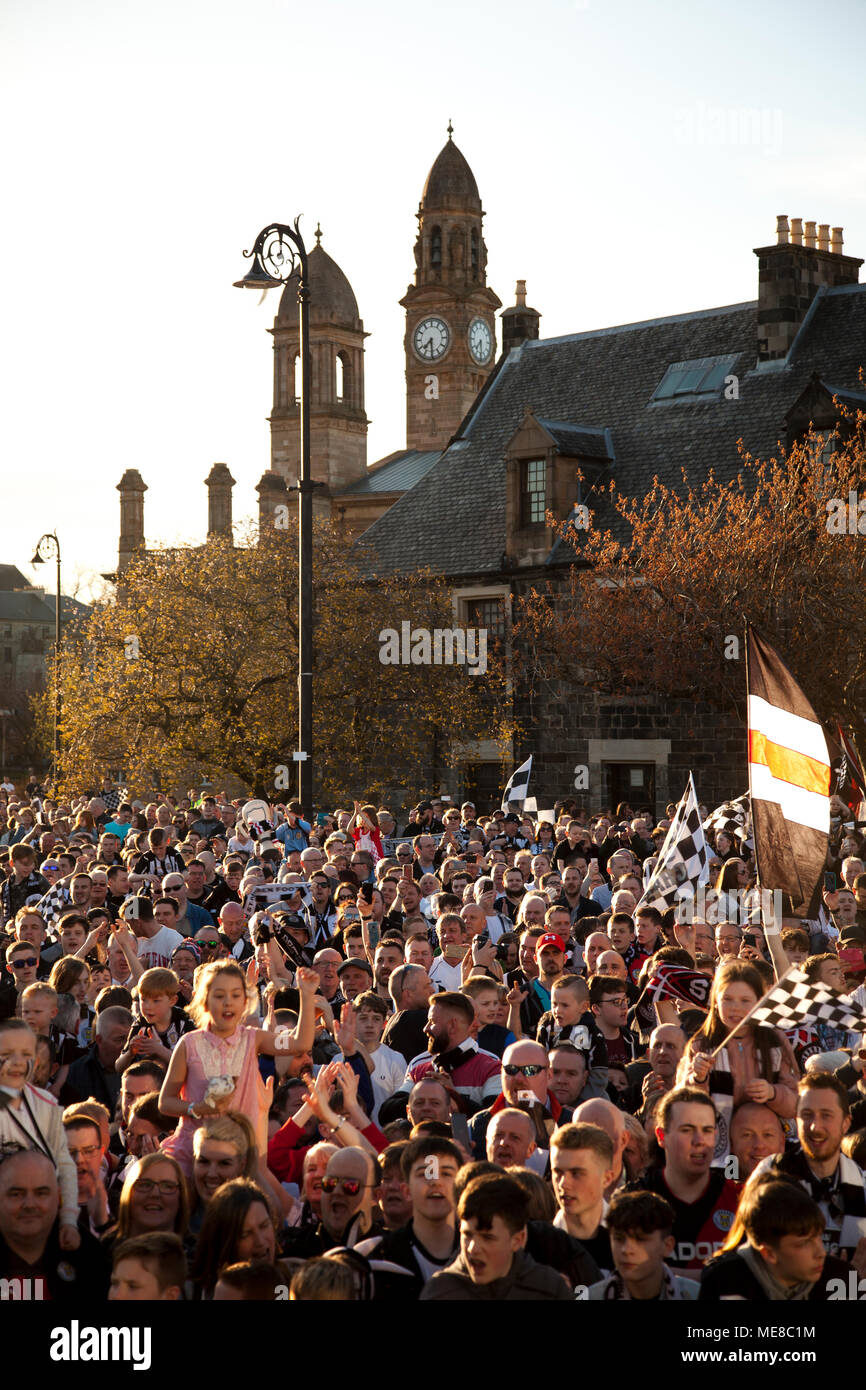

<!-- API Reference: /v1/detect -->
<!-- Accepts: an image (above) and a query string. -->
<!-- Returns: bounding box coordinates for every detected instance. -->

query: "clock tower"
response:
[401,126,501,452]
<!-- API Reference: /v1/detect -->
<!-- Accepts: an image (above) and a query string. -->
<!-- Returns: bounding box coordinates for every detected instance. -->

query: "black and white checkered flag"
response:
[502,756,533,812]
[749,968,866,1033]
[703,792,750,843]
[638,772,709,914]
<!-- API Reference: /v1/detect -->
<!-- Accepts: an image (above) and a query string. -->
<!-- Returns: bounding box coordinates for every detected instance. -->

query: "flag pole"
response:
[707,960,798,1060]
[744,618,788,982]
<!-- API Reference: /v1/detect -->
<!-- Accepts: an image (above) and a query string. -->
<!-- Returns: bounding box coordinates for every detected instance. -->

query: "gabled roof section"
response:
[337,449,441,496]
[533,418,614,460]
[0,565,31,592]
[358,285,866,579]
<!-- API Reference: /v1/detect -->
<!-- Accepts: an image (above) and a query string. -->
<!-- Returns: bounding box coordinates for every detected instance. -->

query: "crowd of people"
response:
[1,773,865,1302]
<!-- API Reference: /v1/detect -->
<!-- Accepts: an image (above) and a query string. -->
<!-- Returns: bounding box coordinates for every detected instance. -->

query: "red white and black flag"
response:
[746,625,831,917]
[827,721,866,817]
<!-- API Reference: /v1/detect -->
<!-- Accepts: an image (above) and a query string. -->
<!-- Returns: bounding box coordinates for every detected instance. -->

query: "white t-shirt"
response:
[429,957,463,992]
[137,925,185,969]
[367,1043,408,1123]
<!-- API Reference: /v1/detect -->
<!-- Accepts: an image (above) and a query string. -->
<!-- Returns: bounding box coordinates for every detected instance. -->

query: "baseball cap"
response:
[503,813,520,824]
[337,957,373,978]
[537,933,567,953]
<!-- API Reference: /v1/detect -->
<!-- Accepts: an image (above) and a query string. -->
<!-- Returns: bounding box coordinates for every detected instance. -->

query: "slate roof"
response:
[359,285,866,578]
[0,566,30,591]
[338,449,441,496]
[0,589,88,624]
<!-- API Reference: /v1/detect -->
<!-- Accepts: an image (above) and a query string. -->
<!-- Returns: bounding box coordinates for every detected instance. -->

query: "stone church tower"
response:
[401,127,501,452]
[268,228,369,493]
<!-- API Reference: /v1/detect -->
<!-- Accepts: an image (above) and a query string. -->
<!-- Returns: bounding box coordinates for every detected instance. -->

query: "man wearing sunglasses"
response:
[469,1038,572,1160]
[283,1146,383,1258]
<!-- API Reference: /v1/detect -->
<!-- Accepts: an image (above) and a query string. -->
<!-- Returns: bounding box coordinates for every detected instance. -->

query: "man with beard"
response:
[388,993,501,1117]
[752,1073,866,1261]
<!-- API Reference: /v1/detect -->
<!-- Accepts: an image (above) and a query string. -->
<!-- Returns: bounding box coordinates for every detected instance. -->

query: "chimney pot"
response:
[831,227,844,254]
[817,223,830,251]
[804,221,817,248]
[776,215,789,245]
[515,279,527,308]
[790,218,803,246]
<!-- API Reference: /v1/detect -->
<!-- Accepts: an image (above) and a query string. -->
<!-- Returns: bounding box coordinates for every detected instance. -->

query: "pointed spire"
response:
[315,222,323,247]
[447,119,453,140]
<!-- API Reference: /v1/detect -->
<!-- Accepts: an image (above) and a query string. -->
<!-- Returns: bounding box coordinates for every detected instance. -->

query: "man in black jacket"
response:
[66,1007,132,1111]
[421,1172,572,1300]
[356,1135,462,1298]
[0,1150,109,1302]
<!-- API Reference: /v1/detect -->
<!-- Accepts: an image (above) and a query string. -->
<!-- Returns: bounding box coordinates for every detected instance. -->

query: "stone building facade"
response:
[111,140,865,817]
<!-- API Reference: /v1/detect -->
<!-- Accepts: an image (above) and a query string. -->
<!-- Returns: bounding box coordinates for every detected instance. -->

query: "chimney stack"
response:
[117,469,147,575]
[754,215,862,362]
[255,471,289,538]
[501,279,541,356]
[205,462,236,539]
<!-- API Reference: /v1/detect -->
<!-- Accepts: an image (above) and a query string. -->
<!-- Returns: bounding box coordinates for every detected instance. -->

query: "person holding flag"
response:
[745,624,833,979]
[677,958,799,1166]
[501,756,533,814]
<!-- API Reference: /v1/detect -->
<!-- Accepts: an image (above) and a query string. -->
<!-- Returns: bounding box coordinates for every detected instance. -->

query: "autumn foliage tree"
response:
[43,519,515,803]
[515,408,866,753]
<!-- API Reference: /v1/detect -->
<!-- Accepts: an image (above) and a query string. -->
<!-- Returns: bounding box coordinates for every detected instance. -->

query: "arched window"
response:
[336,351,351,405]
[431,226,442,269]
[293,353,301,405]
[471,228,479,273]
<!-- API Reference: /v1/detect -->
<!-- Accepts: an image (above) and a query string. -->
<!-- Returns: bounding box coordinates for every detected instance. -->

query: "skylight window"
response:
[651,354,739,402]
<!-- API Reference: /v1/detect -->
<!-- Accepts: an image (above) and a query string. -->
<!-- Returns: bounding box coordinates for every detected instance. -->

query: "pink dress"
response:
[161,1023,269,1176]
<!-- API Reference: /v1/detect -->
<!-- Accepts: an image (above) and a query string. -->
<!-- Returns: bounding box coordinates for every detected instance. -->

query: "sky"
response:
[2,0,865,598]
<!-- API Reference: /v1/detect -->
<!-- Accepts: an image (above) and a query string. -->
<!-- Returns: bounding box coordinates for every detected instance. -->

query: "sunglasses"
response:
[503,1064,546,1077]
[320,1176,369,1195]
[11,957,38,969]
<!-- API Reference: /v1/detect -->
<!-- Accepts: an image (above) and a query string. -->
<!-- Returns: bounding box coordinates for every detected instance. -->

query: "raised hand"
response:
[59,1225,82,1251]
[296,966,320,995]
[335,1002,357,1056]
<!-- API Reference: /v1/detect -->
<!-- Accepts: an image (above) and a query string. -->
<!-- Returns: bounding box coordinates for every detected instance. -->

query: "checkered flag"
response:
[703,792,750,843]
[502,756,533,812]
[638,772,709,914]
[749,968,866,1033]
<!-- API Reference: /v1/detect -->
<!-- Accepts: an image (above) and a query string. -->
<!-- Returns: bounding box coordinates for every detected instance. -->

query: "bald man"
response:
[0,1150,109,1300]
[469,1038,572,1159]
[627,1023,686,1116]
[583,933,612,978]
[595,950,628,981]
[486,1107,538,1170]
[573,1097,628,1198]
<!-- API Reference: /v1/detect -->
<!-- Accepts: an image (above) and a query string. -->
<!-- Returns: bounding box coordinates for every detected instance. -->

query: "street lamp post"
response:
[31,532,62,787]
[235,220,314,810]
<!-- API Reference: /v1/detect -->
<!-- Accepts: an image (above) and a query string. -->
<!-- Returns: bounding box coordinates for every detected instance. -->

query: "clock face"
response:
[413,316,450,361]
[469,317,493,364]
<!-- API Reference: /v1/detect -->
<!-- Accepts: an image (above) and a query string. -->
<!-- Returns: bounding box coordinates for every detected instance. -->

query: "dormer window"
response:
[521,459,546,525]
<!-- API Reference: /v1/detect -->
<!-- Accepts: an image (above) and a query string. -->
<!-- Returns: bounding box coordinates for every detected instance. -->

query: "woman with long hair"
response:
[190,1177,278,1299]
[112,1151,190,1245]
[677,958,798,1164]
